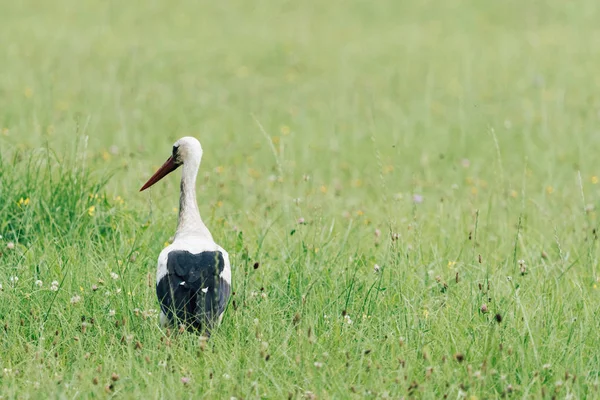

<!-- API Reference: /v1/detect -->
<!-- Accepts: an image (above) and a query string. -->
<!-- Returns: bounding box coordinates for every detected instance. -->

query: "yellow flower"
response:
[510,190,518,198]
[422,309,429,319]
[382,165,394,174]
[356,210,364,216]
[18,198,30,207]
[546,186,554,194]
[217,201,223,208]
[351,179,363,188]
[2,128,8,136]
[163,241,170,248]
[448,261,457,268]
[101,151,111,161]
[248,168,260,178]
[592,176,599,185]
[24,87,33,98]
[271,136,280,145]
[471,187,478,195]
[114,196,124,205]
[87,206,95,216]
[280,125,291,135]
[320,185,327,193]
[215,166,224,174]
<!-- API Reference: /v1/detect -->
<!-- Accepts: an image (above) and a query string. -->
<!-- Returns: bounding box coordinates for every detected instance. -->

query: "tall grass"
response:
[0,140,119,246]
[1,0,600,398]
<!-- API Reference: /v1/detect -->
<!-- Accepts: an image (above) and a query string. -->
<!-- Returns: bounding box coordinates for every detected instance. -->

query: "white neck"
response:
[175,161,213,241]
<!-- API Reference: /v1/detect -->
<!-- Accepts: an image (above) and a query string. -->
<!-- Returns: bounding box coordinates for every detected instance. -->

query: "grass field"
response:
[1,0,600,398]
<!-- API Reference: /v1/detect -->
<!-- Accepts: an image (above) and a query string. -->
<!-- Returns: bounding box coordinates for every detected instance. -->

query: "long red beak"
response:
[140,156,179,191]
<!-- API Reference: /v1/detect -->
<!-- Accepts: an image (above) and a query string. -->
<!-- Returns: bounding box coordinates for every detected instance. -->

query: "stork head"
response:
[140,137,203,191]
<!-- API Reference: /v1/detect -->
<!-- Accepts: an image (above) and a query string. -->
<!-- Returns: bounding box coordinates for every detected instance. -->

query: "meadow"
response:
[1,0,600,398]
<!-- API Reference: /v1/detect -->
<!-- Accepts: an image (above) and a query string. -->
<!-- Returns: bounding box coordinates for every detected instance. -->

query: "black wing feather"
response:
[156,250,230,333]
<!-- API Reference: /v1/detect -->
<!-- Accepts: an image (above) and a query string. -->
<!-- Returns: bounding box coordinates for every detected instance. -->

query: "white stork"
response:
[140,136,231,335]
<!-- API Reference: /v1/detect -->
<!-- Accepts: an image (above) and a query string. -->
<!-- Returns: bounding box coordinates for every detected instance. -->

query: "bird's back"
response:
[156,240,231,334]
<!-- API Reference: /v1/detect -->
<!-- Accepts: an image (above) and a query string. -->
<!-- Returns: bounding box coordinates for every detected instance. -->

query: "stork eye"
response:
[172,145,179,157]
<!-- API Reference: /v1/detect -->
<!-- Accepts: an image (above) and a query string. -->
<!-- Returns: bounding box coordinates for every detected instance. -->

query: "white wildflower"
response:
[344,314,353,325]
[35,280,43,287]
[108,309,116,317]
[142,309,158,319]
[50,281,59,291]
[374,264,381,273]
[70,295,82,304]
[110,272,119,280]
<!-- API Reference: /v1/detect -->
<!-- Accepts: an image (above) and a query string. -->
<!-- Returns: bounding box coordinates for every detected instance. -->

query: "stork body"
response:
[140,137,231,335]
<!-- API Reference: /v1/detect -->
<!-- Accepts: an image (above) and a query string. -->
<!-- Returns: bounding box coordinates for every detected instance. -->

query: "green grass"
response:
[1,0,600,398]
